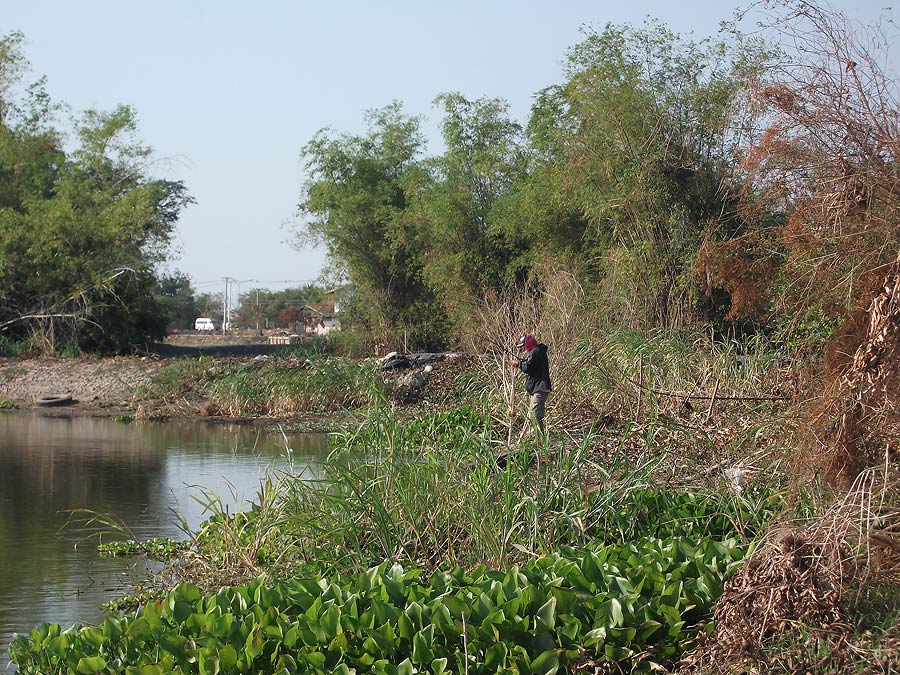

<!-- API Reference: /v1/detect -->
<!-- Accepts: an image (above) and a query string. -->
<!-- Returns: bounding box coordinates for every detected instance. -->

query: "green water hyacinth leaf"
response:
[299,651,327,669]
[536,596,557,630]
[219,644,238,670]
[102,616,122,641]
[244,626,265,660]
[282,625,300,648]
[412,625,436,665]
[397,611,415,639]
[125,666,164,675]
[172,601,193,623]
[531,649,559,675]
[79,627,107,648]
[197,648,219,675]
[45,633,70,656]
[76,655,107,673]
[601,597,624,628]
[158,632,188,658]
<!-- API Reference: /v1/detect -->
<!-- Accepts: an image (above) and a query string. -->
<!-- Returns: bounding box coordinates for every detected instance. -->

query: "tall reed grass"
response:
[180,404,781,589]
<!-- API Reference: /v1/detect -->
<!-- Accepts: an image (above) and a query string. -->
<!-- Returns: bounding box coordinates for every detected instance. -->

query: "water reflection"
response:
[0,412,328,671]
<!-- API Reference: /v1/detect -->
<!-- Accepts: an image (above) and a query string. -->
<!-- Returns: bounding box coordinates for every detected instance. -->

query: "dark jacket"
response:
[518,343,552,394]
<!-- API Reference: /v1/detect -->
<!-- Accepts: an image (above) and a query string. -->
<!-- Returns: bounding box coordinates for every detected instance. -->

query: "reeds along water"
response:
[181,402,782,585]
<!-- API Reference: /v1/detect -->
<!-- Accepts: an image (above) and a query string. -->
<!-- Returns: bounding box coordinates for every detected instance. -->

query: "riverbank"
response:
[0,348,460,431]
[6,334,900,674]
[0,330,325,414]
[0,355,162,411]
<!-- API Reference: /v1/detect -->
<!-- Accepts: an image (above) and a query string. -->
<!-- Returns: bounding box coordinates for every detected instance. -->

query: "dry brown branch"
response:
[684,462,900,673]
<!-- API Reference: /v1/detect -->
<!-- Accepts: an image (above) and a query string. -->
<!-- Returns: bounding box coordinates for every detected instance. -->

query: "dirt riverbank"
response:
[0,350,357,431]
[0,333,298,413]
[0,355,164,410]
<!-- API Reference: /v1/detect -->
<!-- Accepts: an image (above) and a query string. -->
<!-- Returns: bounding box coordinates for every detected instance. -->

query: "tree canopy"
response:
[0,31,194,353]
[296,21,776,350]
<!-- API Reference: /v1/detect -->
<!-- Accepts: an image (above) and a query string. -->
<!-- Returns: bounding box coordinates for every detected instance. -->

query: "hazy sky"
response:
[4,1,893,297]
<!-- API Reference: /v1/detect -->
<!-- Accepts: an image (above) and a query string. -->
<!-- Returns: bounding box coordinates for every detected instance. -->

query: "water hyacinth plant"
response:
[11,535,749,675]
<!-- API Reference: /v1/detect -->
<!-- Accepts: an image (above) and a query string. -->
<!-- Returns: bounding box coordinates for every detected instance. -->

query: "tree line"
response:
[0,31,192,353]
[297,7,900,358]
[0,33,332,350]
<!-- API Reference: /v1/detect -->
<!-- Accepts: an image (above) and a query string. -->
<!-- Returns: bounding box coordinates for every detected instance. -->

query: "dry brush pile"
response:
[679,3,900,671]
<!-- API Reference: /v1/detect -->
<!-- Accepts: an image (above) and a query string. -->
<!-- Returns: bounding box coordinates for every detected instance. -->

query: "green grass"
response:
[205,358,379,415]
[141,355,381,416]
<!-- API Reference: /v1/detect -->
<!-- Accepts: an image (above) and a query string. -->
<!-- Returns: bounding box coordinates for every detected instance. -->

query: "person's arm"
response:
[518,352,536,374]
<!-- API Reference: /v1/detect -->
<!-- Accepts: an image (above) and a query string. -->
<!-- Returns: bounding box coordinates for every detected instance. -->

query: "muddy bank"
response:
[0,355,353,432]
[0,356,163,410]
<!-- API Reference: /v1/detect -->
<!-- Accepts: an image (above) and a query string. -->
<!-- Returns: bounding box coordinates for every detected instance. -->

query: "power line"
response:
[193,278,321,286]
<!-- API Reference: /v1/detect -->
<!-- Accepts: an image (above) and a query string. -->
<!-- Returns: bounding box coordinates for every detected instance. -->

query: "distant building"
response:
[299,304,340,335]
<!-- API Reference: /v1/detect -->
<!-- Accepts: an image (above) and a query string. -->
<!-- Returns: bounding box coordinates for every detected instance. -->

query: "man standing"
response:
[510,333,552,434]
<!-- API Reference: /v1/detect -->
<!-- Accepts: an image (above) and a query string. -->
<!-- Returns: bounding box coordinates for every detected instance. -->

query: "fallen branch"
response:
[0,313,85,331]
[649,389,790,402]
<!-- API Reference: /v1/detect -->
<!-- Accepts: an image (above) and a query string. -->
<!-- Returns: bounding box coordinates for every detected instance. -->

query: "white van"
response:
[194,317,221,331]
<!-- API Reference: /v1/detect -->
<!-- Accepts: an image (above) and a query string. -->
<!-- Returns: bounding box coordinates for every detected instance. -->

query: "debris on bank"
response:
[379,351,480,405]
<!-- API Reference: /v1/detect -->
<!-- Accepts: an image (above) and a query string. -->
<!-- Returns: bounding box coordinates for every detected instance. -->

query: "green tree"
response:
[154,272,198,331]
[414,93,531,325]
[231,285,329,329]
[522,22,768,329]
[297,103,442,350]
[0,32,193,352]
[195,292,224,321]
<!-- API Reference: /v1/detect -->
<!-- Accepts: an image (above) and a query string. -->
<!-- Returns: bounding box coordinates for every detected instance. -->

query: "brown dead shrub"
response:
[683,466,900,673]
[800,266,900,487]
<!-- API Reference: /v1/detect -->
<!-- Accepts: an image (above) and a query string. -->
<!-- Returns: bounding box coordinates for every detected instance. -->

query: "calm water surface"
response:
[0,412,329,671]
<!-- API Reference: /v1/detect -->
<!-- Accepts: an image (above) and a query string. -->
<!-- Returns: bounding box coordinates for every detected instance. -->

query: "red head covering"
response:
[516,334,537,351]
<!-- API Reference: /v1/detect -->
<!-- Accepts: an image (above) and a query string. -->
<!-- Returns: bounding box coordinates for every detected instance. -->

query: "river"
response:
[0,411,329,672]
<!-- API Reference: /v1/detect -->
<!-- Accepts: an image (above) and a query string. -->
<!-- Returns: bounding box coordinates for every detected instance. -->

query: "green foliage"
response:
[295,22,774,349]
[98,537,187,561]
[139,357,212,402]
[154,273,198,331]
[298,102,443,350]
[272,335,335,358]
[232,284,331,330]
[0,332,29,357]
[521,23,769,330]
[0,31,193,354]
[415,93,531,324]
[11,536,749,674]
[198,405,782,577]
[203,357,379,415]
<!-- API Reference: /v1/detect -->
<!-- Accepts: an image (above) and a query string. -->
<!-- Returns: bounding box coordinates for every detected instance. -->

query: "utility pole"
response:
[222,277,232,335]
[256,289,260,333]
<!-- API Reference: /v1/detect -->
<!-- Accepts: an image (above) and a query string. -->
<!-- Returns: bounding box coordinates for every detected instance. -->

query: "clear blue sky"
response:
[4,1,892,297]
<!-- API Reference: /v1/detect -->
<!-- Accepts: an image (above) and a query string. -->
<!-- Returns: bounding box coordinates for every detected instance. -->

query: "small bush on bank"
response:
[204,357,380,415]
